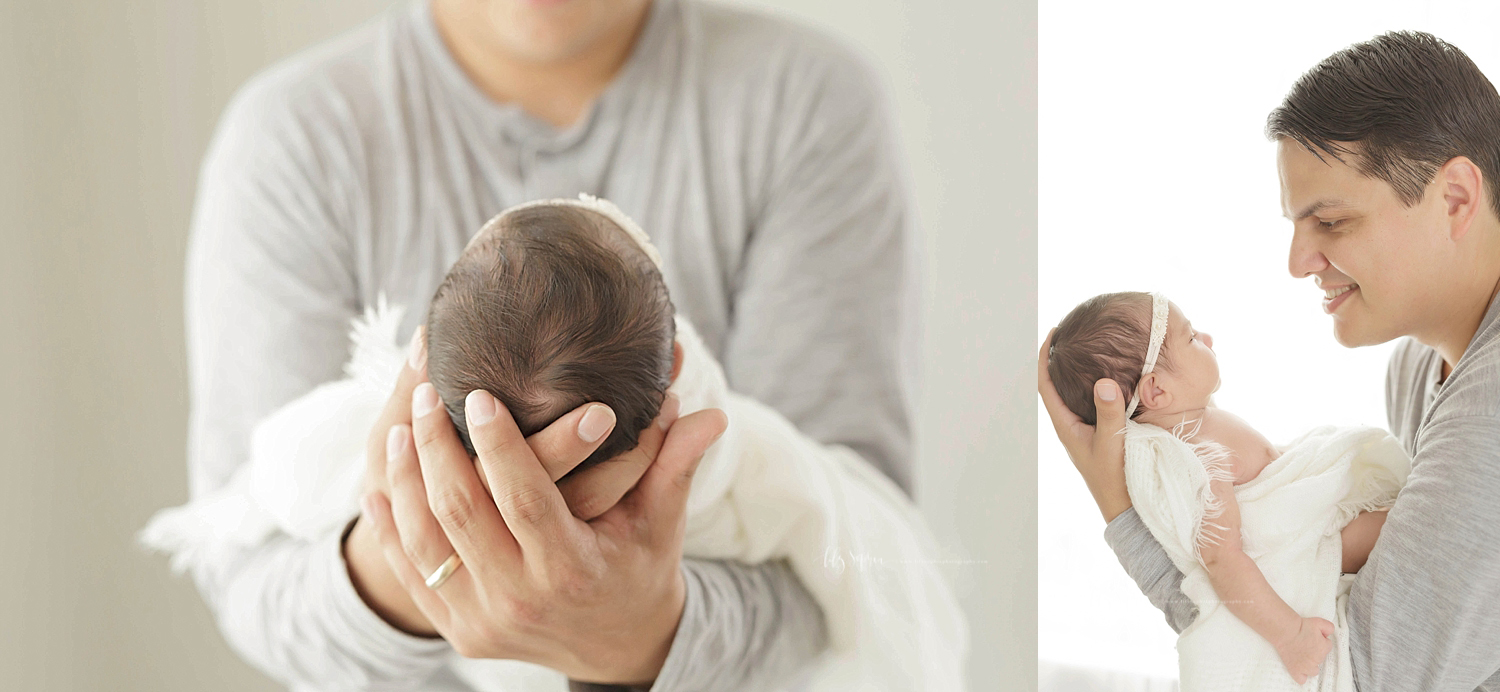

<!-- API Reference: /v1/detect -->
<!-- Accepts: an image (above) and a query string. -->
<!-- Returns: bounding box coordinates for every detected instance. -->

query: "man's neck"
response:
[429,1,651,128]
[1435,275,1500,381]
[1424,224,1500,380]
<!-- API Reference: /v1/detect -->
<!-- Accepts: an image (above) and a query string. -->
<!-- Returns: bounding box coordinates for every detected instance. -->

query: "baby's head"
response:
[1048,292,1219,424]
[425,202,677,472]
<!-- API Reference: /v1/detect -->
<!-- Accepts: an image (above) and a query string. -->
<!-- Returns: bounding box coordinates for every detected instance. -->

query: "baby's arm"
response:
[1200,479,1334,685]
[1340,508,1389,573]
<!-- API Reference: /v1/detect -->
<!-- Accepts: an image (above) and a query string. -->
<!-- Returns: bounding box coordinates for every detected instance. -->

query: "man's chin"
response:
[1330,316,1397,348]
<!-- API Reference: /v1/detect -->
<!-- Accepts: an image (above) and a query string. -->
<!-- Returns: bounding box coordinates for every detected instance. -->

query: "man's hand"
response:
[1038,329,1134,522]
[360,377,726,683]
[343,328,704,646]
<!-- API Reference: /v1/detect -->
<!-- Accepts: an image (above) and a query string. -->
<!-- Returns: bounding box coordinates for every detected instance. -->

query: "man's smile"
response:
[1322,283,1359,314]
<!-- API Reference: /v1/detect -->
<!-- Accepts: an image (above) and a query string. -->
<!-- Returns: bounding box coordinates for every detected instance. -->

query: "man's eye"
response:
[1318,218,1343,229]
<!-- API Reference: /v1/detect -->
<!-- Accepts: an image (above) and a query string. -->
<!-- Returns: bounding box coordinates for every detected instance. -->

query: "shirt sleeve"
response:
[569,558,830,692]
[1102,508,1199,634]
[184,76,453,688]
[1344,414,1500,691]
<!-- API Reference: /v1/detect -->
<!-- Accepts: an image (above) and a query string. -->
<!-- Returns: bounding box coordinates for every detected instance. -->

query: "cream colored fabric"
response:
[1124,421,1409,692]
[143,306,966,690]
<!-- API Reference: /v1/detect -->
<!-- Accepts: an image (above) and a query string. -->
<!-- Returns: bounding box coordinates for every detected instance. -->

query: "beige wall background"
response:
[0,0,1035,689]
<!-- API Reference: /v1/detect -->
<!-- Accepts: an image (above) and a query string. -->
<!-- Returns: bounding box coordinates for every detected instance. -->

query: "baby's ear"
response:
[1136,372,1172,412]
[669,340,685,383]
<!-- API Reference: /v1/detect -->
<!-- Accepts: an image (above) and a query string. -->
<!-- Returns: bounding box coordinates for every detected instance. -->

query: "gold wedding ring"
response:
[425,552,463,589]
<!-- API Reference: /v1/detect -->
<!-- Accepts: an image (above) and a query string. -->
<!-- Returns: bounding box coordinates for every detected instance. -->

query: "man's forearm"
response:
[568,558,828,692]
[1103,507,1198,633]
[193,528,450,688]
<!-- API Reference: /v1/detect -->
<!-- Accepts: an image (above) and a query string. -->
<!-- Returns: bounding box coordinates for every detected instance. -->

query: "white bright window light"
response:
[1039,0,1500,681]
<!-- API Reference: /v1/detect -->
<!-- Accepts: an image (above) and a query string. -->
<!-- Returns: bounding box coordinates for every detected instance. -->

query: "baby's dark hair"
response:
[425,205,676,472]
[1047,292,1172,425]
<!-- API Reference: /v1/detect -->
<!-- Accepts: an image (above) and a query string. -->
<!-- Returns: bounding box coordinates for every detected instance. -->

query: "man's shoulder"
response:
[217,6,404,147]
[684,2,887,108]
[1440,336,1500,421]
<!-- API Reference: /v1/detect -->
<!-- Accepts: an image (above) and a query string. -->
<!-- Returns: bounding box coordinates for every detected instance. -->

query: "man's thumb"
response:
[1094,379,1126,431]
[635,408,727,524]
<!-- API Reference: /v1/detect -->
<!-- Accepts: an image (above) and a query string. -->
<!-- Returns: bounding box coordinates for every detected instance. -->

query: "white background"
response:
[1040,0,1500,680]
[0,0,1034,688]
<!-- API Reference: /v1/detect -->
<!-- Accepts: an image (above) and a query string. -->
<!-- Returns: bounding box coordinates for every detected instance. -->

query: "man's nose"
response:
[1288,226,1329,279]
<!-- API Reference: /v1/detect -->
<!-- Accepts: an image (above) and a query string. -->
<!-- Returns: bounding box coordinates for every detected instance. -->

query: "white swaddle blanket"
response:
[1123,420,1409,692]
[141,303,968,691]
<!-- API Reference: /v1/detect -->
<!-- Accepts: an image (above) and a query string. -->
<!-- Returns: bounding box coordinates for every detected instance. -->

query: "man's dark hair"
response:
[425,205,676,473]
[1267,30,1500,217]
[1048,292,1171,425]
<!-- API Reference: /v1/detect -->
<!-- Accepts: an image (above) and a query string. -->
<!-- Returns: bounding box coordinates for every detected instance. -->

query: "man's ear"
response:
[1137,372,1173,413]
[1440,156,1484,242]
[669,339,684,383]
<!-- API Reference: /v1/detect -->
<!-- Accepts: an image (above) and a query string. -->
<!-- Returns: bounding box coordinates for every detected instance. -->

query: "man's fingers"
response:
[464,389,576,556]
[556,393,678,521]
[625,408,727,535]
[525,401,617,482]
[364,326,429,494]
[1038,329,1086,438]
[384,422,466,581]
[359,491,453,632]
[411,384,518,572]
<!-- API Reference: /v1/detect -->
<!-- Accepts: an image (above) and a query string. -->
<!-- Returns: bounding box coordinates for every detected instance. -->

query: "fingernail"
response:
[466,390,496,426]
[1096,381,1118,402]
[413,382,440,417]
[407,326,426,370]
[386,424,408,461]
[578,404,616,443]
[656,393,680,431]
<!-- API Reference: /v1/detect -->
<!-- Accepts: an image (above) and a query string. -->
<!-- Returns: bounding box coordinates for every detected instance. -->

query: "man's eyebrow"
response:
[1286,199,1350,221]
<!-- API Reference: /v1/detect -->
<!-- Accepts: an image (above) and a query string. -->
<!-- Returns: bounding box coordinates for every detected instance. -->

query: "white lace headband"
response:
[468,193,665,270]
[1124,292,1169,420]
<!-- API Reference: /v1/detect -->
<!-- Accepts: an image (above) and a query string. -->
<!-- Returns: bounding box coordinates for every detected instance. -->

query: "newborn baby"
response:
[142,195,966,692]
[1048,291,1406,691]
[425,200,676,474]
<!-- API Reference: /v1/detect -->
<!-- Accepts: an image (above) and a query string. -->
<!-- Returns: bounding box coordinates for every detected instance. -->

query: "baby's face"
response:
[1158,302,1220,410]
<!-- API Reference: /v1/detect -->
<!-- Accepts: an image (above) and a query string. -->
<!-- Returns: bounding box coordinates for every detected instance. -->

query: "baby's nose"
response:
[1201,332,1214,349]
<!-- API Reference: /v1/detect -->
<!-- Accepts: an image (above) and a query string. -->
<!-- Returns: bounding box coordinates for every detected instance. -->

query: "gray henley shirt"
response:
[181,1,919,689]
[1104,295,1500,691]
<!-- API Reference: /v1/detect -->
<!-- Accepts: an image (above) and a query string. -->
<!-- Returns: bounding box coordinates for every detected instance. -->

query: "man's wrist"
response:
[341,516,439,638]
[618,567,688,685]
[1089,484,1132,523]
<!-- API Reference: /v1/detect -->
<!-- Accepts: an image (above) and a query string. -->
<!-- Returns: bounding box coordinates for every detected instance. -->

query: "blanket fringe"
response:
[1169,418,1237,562]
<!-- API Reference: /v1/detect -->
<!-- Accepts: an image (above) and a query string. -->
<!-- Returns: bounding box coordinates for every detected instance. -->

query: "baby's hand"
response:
[1275,617,1334,685]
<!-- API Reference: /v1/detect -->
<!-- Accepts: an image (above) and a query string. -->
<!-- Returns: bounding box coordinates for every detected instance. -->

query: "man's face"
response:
[1277,138,1453,348]
[468,0,651,64]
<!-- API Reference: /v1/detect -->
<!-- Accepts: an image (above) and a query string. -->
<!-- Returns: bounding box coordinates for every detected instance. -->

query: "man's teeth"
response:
[1324,284,1357,299]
